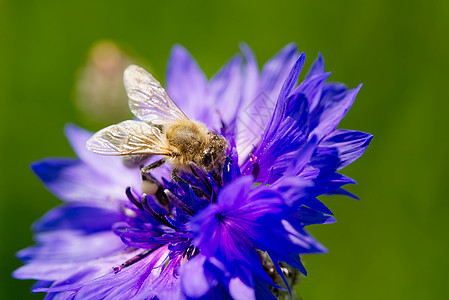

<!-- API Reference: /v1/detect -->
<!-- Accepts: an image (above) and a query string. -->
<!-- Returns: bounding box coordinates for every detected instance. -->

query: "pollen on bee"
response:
[142,180,159,196]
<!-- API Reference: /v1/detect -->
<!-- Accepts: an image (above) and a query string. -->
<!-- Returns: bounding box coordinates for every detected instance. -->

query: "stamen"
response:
[141,195,176,229]
[173,174,208,199]
[188,164,213,196]
[164,215,188,231]
[165,190,195,216]
[250,154,260,181]
[183,245,198,260]
[188,163,201,179]
[112,248,159,273]
[126,187,143,210]
[142,172,170,208]
[183,245,192,258]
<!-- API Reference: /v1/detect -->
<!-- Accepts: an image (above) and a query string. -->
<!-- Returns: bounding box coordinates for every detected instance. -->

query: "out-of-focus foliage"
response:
[1,0,448,299]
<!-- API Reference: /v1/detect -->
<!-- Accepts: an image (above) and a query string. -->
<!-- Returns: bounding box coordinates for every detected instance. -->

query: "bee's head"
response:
[200,133,228,171]
[201,152,214,170]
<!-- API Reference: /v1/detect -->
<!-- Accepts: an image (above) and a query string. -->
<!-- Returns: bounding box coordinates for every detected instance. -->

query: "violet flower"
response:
[14,44,371,299]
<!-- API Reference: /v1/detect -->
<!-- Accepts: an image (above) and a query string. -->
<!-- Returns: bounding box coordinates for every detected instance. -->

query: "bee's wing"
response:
[86,120,172,156]
[124,65,189,125]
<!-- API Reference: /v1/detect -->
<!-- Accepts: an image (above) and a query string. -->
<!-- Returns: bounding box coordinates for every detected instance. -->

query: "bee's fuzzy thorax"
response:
[163,120,226,172]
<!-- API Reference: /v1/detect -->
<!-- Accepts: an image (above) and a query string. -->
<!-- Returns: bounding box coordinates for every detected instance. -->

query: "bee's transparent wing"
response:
[124,65,189,125]
[86,120,171,156]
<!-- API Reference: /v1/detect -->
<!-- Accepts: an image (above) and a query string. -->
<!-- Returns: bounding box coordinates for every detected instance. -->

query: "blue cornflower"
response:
[14,44,371,299]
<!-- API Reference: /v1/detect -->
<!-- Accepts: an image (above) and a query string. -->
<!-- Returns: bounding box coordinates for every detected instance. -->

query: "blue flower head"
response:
[14,44,372,299]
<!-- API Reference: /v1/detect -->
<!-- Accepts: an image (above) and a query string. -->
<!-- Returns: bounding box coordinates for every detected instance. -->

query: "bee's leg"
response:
[211,164,223,186]
[140,158,166,177]
[212,172,223,187]
[141,172,170,209]
[171,168,200,186]
[188,163,203,179]
[170,169,182,182]
[140,159,169,208]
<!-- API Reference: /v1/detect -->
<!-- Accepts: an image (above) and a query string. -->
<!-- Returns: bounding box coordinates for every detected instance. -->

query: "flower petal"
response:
[292,72,331,112]
[31,159,127,206]
[229,275,255,300]
[235,44,301,163]
[32,203,122,233]
[311,84,362,139]
[305,53,325,79]
[209,54,243,128]
[165,45,209,122]
[64,124,142,189]
[260,43,299,100]
[239,43,259,106]
[316,129,373,170]
[181,255,211,298]
[17,230,124,264]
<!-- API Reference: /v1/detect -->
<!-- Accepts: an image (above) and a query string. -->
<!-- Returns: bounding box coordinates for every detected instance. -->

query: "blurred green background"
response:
[1,0,448,299]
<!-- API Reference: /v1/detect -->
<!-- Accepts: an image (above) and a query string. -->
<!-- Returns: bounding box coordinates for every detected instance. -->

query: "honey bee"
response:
[86,65,228,195]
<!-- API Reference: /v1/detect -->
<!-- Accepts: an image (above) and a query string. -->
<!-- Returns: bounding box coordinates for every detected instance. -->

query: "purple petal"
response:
[260,43,299,100]
[285,135,319,177]
[14,232,127,283]
[209,55,243,128]
[261,53,306,144]
[327,187,359,200]
[234,44,262,162]
[128,254,183,300]
[235,45,301,163]
[271,175,313,206]
[242,90,310,184]
[31,159,127,206]
[32,204,122,233]
[317,129,373,170]
[229,276,255,300]
[311,84,362,139]
[165,45,209,122]
[292,72,331,111]
[65,124,125,173]
[239,43,259,106]
[304,172,357,199]
[64,124,142,188]
[191,177,280,262]
[256,214,328,255]
[293,206,336,225]
[17,231,124,264]
[305,53,325,79]
[45,246,170,299]
[254,277,278,300]
[216,176,253,208]
[181,255,211,298]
